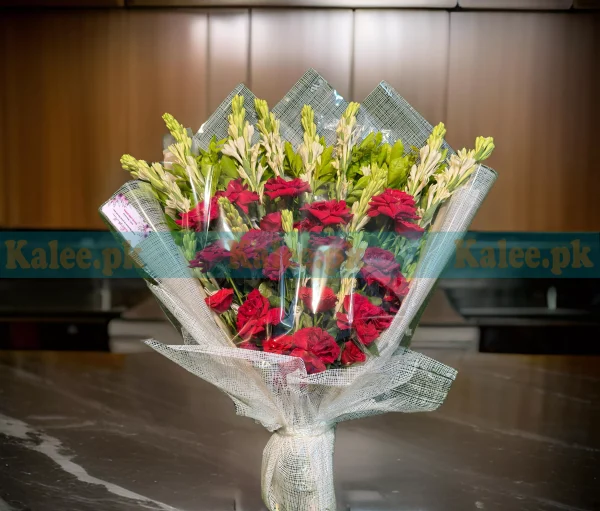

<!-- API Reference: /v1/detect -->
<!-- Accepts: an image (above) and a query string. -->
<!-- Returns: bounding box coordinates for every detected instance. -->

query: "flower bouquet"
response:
[100,70,496,510]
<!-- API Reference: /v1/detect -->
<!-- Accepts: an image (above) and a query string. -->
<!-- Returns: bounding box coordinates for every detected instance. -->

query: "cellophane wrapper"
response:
[101,70,496,510]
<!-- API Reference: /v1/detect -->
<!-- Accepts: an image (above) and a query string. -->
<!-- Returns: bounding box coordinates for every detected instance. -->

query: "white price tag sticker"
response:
[101,194,151,248]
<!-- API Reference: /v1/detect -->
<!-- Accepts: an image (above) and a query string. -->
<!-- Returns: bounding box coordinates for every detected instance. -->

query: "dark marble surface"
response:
[0,349,599,511]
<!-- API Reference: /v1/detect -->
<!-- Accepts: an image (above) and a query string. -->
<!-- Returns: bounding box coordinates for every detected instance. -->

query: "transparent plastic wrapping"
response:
[100,70,496,511]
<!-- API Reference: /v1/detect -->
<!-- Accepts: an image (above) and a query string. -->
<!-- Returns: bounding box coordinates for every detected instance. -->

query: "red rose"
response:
[336,294,392,345]
[264,177,311,200]
[220,179,259,214]
[241,229,281,249]
[301,200,352,227]
[189,241,230,272]
[230,230,281,270]
[260,211,283,232]
[205,288,234,313]
[295,217,324,233]
[341,341,367,366]
[289,348,326,374]
[176,197,219,231]
[239,340,260,351]
[298,286,338,313]
[293,327,340,365]
[387,274,409,299]
[263,335,295,355]
[360,247,401,288]
[263,246,294,281]
[236,289,282,340]
[367,189,424,237]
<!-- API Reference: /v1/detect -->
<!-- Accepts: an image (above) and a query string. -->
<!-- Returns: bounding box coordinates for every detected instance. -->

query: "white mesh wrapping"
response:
[101,71,496,511]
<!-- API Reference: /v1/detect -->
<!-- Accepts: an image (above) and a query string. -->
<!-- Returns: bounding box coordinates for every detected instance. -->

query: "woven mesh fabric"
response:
[102,71,496,511]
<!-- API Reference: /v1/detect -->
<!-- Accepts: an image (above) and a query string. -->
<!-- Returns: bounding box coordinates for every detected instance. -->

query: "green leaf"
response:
[376,143,390,167]
[366,342,380,357]
[208,163,221,196]
[220,155,239,179]
[164,211,182,231]
[358,132,377,151]
[259,282,273,298]
[284,141,303,177]
[387,155,414,189]
[301,313,313,329]
[390,139,404,162]
[348,174,370,203]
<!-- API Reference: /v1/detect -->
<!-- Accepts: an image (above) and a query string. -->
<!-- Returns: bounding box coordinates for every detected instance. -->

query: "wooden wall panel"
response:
[127,10,208,163]
[2,10,130,229]
[207,10,250,112]
[250,9,353,104]
[446,12,600,231]
[458,0,572,8]
[353,9,449,124]
[0,22,6,226]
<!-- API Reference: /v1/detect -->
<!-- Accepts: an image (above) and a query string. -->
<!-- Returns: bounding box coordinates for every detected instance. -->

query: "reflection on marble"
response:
[0,350,598,510]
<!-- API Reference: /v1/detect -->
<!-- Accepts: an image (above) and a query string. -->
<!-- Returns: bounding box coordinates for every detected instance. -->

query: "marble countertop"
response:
[0,349,598,511]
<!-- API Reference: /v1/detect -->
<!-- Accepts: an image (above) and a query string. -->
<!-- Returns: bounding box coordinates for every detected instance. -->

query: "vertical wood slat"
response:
[127,10,208,163]
[458,0,572,9]
[1,10,130,229]
[0,22,6,226]
[446,12,600,231]
[1,10,209,228]
[207,10,250,112]
[352,9,450,124]
[250,9,354,105]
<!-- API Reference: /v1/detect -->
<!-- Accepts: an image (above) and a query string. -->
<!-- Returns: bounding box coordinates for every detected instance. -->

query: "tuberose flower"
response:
[298,286,338,313]
[189,240,230,272]
[205,288,234,313]
[301,200,352,227]
[220,179,259,214]
[264,177,311,200]
[260,211,282,232]
[341,341,367,366]
[176,197,219,231]
[236,289,282,340]
[367,189,424,237]
[263,246,294,281]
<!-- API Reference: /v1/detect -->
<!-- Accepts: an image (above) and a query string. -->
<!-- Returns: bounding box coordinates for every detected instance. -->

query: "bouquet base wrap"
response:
[262,426,336,511]
[102,70,497,511]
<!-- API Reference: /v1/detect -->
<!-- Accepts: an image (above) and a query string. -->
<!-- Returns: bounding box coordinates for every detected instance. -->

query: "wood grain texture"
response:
[458,0,572,9]
[1,10,130,229]
[0,23,6,226]
[250,9,353,104]
[0,0,123,6]
[126,10,208,164]
[446,12,600,231]
[353,9,449,124]
[207,10,250,112]
[128,0,456,6]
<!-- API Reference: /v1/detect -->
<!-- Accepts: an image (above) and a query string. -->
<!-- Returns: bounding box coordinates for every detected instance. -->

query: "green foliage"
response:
[284,141,303,177]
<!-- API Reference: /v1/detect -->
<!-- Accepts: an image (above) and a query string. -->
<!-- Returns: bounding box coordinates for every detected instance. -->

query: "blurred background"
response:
[0,0,599,353]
